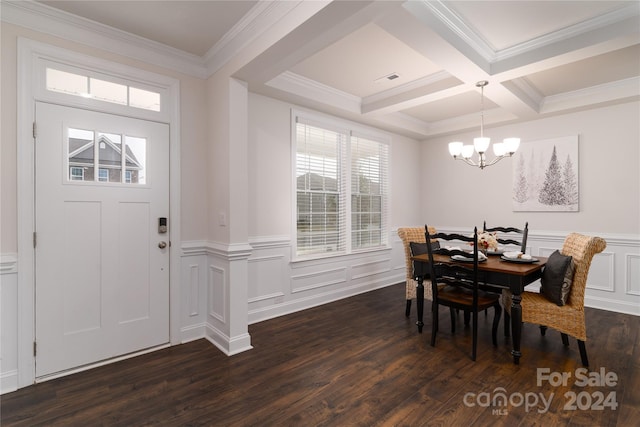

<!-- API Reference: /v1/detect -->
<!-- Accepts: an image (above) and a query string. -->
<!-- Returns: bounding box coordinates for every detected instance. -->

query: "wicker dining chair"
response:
[502,233,606,366]
[397,226,437,317]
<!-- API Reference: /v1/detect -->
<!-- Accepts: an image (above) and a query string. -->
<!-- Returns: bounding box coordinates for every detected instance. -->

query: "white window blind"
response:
[294,113,389,258]
[350,133,389,251]
[295,118,348,256]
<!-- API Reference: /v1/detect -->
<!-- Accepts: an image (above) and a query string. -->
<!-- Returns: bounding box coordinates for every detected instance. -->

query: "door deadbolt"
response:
[158,217,168,234]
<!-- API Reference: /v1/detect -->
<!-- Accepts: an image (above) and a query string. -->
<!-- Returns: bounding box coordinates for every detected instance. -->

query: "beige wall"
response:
[420,101,640,235]
[247,91,640,238]
[0,23,209,253]
[247,92,424,239]
[1,24,20,253]
[247,93,293,237]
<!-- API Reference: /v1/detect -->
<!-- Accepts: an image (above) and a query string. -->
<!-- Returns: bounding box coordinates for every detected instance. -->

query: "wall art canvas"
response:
[512,135,579,212]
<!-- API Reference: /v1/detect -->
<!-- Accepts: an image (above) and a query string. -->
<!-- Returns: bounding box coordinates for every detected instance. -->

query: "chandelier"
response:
[448,81,520,169]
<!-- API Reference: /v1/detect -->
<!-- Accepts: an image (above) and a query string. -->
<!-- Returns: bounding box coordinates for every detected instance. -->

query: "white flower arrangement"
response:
[474,231,499,251]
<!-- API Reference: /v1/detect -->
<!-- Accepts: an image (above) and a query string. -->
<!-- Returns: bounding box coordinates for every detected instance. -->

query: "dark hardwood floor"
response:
[2,283,638,426]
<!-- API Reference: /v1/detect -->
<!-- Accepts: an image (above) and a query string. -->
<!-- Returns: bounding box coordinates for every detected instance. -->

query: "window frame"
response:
[98,168,109,182]
[69,166,84,181]
[292,110,391,261]
[44,63,162,112]
[36,58,169,123]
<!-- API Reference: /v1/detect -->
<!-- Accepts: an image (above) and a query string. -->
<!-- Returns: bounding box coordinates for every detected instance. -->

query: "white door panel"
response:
[35,102,169,377]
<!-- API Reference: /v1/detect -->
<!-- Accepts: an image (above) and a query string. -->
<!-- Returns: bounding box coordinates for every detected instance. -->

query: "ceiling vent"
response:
[374,73,400,83]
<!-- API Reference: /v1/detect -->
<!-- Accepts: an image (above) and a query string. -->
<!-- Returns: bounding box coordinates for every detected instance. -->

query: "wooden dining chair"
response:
[502,233,606,366]
[398,226,436,317]
[425,226,502,361]
[483,221,529,253]
[480,222,529,315]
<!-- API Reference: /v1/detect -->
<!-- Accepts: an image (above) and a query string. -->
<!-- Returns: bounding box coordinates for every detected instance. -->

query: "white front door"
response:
[34,102,170,378]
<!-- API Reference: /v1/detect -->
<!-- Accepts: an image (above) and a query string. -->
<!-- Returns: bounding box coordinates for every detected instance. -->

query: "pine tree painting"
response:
[513,154,528,203]
[563,154,579,205]
[512,136,579,211]
[538,146,564,205]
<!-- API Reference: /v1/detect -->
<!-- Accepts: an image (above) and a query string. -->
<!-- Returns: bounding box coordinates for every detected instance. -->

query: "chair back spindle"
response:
[483,221,528,253]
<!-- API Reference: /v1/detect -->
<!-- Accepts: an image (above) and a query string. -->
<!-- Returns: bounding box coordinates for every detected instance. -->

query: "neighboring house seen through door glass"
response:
[67,128,146,184]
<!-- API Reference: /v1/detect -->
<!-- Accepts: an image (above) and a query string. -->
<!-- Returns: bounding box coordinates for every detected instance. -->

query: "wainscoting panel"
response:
[179,246,207,343]
[1,254,18,394]
[181,233,640,351]
[627,253,640,296]
[202,242,253,356]
[587,252,615,293]
[208,265,226,323]
[290,266,348,294]
[391,236,406,281]
[247,233,405,324]
[188,264,201,317]
[248,254,287,303]
[350,258,392,280]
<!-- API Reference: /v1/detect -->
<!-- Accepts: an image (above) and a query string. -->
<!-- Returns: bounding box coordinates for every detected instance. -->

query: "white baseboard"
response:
[585,296,640,316]
[180,323,205,344]
[1,370,18,395]
[204,323,253,356]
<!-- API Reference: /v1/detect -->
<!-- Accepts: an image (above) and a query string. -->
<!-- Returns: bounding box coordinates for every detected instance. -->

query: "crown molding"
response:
[417,0,495,62]
[1,0,209,78]
[541,77,640,114]
[504,78,544,113]
[369,112,432,140]
[2,1,322,80]
[410,0,640,67]
[204,1,303,77]
[494,3,640,63]
[490,4,640,75]
[266,71,362,114]
[427,106,517,138]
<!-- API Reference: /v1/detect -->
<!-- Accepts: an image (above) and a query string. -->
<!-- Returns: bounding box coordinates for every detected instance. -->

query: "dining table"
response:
[411,251,548,364]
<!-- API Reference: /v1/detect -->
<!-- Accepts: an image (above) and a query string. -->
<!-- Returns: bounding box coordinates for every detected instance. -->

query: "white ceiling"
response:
[13,1,640,138]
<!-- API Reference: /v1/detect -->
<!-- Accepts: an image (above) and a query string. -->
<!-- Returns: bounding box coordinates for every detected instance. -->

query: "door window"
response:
[46,67,161,112]
[67,127,146,185]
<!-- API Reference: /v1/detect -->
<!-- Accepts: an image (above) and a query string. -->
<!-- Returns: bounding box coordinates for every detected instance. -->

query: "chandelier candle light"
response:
[448,81,520,169]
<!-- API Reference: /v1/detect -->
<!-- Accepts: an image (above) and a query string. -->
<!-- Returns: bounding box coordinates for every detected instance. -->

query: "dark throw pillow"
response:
[540,250,575,306]
[409,241,440,279]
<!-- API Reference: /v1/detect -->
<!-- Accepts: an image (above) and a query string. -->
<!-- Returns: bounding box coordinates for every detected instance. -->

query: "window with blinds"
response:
[294,113,389,258]
[351,133,389,251]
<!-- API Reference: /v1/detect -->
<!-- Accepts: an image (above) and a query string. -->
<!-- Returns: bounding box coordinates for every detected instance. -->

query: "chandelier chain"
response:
[477,80,488,139]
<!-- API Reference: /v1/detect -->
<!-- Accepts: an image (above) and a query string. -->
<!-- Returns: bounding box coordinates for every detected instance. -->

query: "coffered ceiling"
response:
[6,1,640,139]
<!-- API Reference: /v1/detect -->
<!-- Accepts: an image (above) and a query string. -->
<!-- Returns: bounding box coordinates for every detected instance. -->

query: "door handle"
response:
[158,241,167,249]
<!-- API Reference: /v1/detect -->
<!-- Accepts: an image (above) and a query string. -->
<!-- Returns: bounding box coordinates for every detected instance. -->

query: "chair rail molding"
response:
[0,253,18,274]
